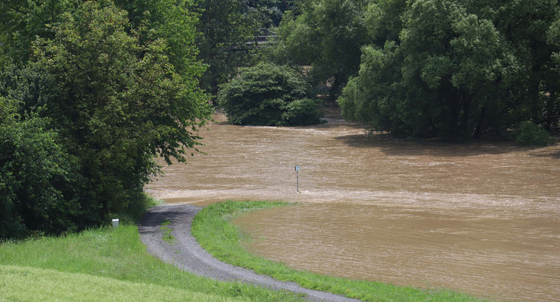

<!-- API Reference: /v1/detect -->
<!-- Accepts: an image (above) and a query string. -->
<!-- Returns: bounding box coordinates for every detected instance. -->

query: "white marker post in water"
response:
[295,165,300,193]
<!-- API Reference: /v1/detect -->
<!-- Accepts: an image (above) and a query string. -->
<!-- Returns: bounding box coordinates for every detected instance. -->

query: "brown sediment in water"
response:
[146,112,560,301]
[234,204,560,302]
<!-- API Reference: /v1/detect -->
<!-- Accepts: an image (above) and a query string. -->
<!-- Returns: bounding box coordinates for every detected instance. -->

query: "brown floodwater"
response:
[146,112,560,301]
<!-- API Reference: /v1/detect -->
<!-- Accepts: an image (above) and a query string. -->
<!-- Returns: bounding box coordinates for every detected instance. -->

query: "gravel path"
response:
[138,204,361,302]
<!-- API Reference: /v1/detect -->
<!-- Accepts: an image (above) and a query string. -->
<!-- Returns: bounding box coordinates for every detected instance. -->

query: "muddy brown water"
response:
[146,112,560,301]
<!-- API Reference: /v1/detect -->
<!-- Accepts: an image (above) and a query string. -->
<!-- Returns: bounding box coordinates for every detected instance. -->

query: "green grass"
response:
[192,200,489,302]
[0,265,241,302]
[160,219,176,245]
[0,224,303,302]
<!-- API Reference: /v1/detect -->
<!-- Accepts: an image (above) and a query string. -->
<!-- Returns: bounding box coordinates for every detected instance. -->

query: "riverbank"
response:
[147,111,560,301]
[192,200,487,302]
[0,223,302,301]
[138,204,360,302]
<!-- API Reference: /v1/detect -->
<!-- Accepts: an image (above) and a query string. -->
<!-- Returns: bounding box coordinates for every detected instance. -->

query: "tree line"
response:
[265,0,560,141]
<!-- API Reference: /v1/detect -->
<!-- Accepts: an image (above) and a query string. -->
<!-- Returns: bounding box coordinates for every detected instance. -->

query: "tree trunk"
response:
[459,97,471,139]
[545,91,556,131]
[473,106,487,138]
[329,74,341,101]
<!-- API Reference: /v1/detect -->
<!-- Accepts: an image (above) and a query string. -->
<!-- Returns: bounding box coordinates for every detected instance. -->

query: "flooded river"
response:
[146,112,560,301]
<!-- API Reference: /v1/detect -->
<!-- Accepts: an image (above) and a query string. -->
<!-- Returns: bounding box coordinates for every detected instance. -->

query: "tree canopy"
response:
[337,0,560,140]
[194,0,295,95]
[218,62,323,126]
[269,0,372,99]
[0,0,211,238]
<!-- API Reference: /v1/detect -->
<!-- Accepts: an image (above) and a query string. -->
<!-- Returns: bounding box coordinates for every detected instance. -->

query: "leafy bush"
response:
[0,98,81,239]
[217,63,323,126]
[282,98,323,126]
[514,121,552,146]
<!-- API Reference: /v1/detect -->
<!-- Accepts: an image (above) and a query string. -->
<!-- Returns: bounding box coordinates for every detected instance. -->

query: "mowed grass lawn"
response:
[192,201,489,302]
[0,265,240,302]
[0,224,302,302]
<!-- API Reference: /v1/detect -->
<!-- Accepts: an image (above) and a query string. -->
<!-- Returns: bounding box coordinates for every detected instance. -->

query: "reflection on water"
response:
[146,112,560,301]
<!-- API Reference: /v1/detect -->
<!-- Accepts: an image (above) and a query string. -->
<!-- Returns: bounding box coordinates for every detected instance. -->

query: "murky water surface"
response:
[147,112,560,301]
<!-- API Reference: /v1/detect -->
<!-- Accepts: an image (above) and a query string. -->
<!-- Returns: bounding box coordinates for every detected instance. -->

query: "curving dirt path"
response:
[138,204,361,302]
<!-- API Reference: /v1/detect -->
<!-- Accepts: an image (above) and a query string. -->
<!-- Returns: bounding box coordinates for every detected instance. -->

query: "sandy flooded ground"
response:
[146,112,560,301]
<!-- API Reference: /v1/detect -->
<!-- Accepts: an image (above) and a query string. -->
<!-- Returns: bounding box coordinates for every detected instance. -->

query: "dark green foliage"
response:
[31,0,211,226]
[268,0,373,99]
[0,63,59,115]
[338,0,560,140]
[0,98,80,239]
[0,1,211,239]
[514,122,552,146]
[0,0,80,64]
[195,0,262,95]
[217,63,322,126]
[195,0,296,96]
[282,98,323,126]
[112,0,205,81]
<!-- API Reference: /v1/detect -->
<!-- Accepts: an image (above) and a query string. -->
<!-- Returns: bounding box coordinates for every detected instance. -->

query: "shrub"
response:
[0,97,81,239]
[514,121,552,146]
[217,63,323,126]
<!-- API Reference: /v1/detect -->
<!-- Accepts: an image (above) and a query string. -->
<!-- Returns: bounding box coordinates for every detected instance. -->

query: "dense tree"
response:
[0,0,79,65]
[0,97,81,239]
[269,0,372,99]
[0,0,203,79]
[32,1,211,224]
[0,63,59,115]
[113,0,204,80]
[218,62,322,126]
[0,0,212,238]
[195,0,298,95]
[339,0,560,140]
[195,0,264,95]
[254,0,297,28]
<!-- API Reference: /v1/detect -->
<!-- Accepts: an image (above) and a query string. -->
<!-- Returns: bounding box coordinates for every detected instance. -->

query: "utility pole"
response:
[295,165,300,192]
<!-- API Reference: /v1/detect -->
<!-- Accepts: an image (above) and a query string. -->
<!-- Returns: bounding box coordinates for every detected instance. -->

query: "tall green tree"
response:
[194,0,264,95]
[29,0,212,225]
[270,0,372,99]
[113,0,205,80]
[0,0,203,79]
[0,0,79,65]
[339,0,560,139]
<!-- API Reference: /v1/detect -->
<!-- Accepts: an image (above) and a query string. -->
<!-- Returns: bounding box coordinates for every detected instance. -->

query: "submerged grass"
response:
[0,223,302,302]
[192,200,489,302]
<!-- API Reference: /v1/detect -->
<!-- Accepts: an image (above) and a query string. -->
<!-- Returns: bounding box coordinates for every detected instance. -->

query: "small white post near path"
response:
[295,165,300,193]
[112,218,119,228]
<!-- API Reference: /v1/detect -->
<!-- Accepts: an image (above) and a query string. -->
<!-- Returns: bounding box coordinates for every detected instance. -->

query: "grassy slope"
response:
[0,224,302,302]
[0,265,239,302]
[192,201,488,302]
